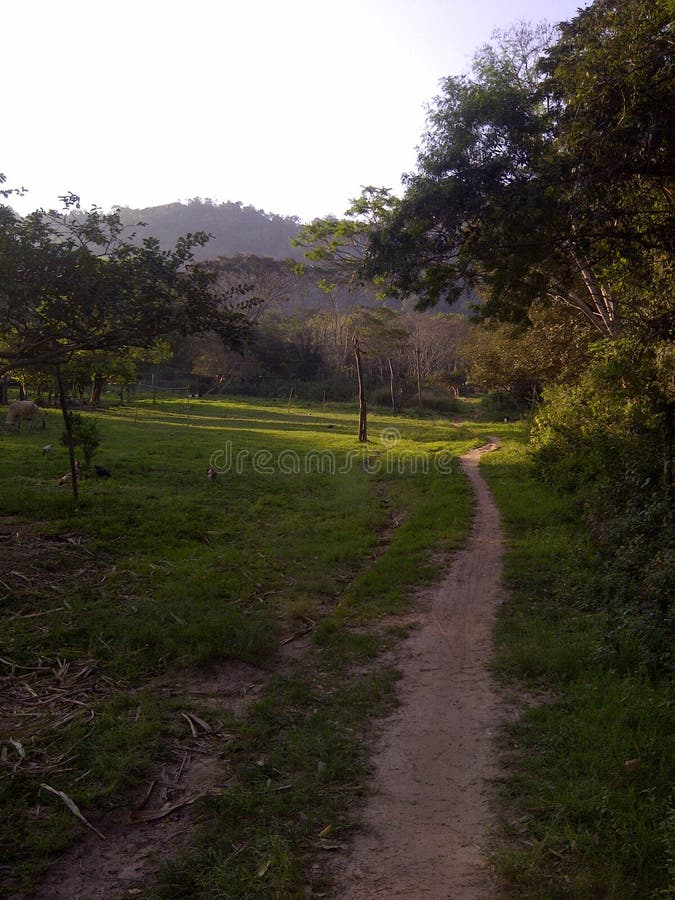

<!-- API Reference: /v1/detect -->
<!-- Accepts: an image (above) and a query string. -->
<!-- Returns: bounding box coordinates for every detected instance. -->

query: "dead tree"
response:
[354,338,367,443]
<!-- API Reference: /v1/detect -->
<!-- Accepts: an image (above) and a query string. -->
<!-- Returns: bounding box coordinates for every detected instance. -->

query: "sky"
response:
[3,0,590,223]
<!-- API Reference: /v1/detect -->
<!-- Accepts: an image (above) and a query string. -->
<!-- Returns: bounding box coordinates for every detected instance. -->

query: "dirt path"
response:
[334,442,507,899]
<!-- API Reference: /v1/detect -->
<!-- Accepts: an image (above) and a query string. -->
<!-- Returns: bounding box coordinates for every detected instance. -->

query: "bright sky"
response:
[4,0,589,223]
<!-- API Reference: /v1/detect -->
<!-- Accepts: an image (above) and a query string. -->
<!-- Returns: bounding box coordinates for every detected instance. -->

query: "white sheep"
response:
[4,400,39,433]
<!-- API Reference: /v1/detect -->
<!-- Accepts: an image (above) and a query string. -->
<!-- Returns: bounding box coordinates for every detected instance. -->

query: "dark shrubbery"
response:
[61,413,101,469]
[530,342,673,676]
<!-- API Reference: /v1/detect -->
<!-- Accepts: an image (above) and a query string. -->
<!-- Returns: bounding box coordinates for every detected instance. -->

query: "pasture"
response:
[1,395,502,896]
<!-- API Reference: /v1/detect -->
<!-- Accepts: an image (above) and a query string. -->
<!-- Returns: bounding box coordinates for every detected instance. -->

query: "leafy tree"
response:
[540,0,674,341]
[362,9,673,342]
[0,196,253,374]
[65,344,172,405]
[0,193,255,497]
[465,301,595,406]
[292,187,399,293]
[205,254,297,323]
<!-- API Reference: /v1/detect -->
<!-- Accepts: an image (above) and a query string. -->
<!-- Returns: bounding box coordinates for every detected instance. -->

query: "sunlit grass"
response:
[0,393,491,895]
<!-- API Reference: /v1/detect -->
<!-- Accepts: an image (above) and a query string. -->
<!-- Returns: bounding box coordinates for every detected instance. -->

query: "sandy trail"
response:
[334,442,506,899]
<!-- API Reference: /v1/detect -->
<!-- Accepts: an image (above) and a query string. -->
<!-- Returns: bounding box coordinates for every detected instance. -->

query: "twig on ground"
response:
[40,783,106,840]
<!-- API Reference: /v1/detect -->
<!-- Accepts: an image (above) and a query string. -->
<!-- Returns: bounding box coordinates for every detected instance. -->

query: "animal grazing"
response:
[42,444,53,455]
[94,465,111,478]
[4,400,39,432]
[207,466,218,479]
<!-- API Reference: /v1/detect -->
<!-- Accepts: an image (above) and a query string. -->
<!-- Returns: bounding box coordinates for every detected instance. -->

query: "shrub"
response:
[61,413,101,468]
[530,340,673,675]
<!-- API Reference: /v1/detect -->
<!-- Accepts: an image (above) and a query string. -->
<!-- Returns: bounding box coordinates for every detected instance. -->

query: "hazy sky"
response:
[4,0,589,222]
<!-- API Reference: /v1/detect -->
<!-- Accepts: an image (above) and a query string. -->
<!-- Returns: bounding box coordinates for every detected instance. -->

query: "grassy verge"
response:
[480,437,673,899]
[1,395,488,896]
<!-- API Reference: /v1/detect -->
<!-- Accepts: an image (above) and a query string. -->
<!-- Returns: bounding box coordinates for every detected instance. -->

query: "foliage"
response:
[531,340,673,646]
[291,186,399,291]
[203,254,297,323]
[466,301,596,405]
[60,413,101,468]
[542,0,674,207]
[0,195,254,376]
[361,8,672,343]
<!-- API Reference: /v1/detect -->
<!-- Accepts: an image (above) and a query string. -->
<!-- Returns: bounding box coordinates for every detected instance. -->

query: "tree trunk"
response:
[354,339,367,443]
[89,373,104,406]
[56,366,79,501]
[416,346,422,412]
[388,358,396,413]
[664,400,674,515]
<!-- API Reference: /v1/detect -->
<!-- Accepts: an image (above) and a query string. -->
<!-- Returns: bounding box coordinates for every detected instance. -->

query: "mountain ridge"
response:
[116,197,304,261]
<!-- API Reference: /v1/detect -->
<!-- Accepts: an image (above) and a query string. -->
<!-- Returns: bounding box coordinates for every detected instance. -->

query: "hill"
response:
[117,197,303,261]
[119,198,478,315]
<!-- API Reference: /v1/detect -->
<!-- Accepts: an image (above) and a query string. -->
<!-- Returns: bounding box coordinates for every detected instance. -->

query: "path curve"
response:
[335,442,506,899]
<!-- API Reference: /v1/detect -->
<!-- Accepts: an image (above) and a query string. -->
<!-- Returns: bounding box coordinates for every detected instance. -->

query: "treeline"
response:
[177,306,469,409]
[9,288,600,420]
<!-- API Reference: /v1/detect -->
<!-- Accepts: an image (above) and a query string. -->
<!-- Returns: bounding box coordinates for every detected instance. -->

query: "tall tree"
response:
[0,197,253,374]
[362,8,673,340]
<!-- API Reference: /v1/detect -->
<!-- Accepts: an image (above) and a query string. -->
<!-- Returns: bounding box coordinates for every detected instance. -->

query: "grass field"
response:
[481,440,673,899]
[5,396,667,897]
[1,394,502,896]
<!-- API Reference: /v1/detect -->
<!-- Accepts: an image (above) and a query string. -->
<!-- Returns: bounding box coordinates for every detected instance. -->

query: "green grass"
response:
[481,437,673,899]
[8,400,668,897]
[0,395,488,896]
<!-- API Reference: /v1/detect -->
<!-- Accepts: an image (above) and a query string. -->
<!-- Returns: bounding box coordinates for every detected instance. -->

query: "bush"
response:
[61,413,101,468]
[371,386,397,408]
[418,388,460,414]
[529,341,673,675]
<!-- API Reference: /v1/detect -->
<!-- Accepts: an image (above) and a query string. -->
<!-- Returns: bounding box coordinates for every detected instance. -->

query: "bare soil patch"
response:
[332,442,509,899]
[15,660,268,900]
[29,746,227,900]
[0,519,103,613]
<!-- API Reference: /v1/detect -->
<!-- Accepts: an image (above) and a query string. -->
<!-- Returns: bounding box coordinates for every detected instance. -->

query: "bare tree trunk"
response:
[416,346,422,412]
[56,365,79,501]
[354,339,367,443]
[665,400,674,516]
[388,357,396,413]
[89,373,104,406]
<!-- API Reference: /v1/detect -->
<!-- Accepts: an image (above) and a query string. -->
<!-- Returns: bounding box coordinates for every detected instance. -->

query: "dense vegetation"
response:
[482,439,672,897]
